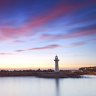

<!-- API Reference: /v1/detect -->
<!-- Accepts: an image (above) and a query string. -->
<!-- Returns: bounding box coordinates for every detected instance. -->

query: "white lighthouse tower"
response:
[54,55,59,72]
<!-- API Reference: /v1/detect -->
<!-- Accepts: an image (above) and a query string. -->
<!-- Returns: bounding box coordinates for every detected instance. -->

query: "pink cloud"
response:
[24,3,87,30]
[63,29,96,39]
[0,2,89,41]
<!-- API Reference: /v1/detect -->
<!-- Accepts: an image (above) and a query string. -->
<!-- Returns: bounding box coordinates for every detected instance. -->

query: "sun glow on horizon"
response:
[0,53,95,70]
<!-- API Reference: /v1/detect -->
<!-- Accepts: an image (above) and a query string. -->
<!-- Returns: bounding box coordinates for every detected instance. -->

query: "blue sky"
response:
[0,0,96,70]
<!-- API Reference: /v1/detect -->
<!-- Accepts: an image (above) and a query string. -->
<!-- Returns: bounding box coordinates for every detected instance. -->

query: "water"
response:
[0,76,96,96]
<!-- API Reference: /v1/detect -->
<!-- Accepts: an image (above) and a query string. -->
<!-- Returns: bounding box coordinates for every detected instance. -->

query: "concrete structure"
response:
[54,55,59,72]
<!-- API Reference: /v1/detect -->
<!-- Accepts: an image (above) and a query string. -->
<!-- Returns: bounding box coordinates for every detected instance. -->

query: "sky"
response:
[0,0,96,70]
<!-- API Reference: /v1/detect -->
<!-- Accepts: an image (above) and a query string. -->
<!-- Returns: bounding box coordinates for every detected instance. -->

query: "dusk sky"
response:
[0,0,96,70]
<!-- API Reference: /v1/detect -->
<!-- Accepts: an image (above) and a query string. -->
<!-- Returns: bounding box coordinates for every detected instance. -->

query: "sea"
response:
[0,75,96,96]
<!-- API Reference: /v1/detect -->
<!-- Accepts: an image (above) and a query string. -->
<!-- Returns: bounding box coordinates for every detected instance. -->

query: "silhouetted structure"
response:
[79,66,96,72]
[54,55,59,72]
[0,69,81,78]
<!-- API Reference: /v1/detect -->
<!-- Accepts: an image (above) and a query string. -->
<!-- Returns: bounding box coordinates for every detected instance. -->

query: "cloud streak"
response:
[15,41,88,53]
[29,44,60,51]
[0,52,13,55]
[40,29,96,41]
[70,41,87,47]
[15,44,61,52]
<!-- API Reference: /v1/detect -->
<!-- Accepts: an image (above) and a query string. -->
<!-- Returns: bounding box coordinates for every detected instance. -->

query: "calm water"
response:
[0,76,96,96]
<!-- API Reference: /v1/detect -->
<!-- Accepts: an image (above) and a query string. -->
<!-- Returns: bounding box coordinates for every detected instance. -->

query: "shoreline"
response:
[0,71,86,78]
[0,70,96,78]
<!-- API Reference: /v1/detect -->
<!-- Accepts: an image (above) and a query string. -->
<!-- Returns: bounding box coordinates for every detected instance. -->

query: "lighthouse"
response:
[54,55,59,72]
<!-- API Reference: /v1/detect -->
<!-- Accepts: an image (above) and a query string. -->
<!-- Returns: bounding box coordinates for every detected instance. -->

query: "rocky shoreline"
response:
[0,69,96,78]
[0,71,81,78]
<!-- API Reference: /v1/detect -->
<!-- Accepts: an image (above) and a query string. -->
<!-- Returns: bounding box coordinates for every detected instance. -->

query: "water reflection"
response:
[0,76,96,96]
[55,79,60,96]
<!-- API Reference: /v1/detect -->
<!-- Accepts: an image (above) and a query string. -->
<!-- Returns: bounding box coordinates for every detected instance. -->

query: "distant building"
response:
[54,55,59,72]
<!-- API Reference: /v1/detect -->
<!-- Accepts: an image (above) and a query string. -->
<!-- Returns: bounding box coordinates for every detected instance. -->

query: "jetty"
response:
[0,70,81,78]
